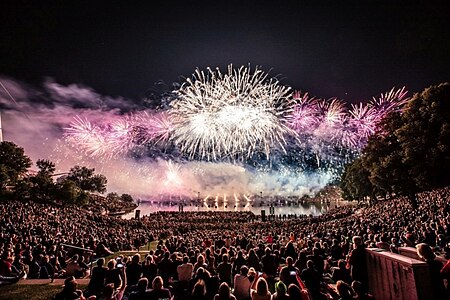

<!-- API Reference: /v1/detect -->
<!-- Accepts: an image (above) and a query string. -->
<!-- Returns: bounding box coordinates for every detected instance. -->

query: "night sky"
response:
[1,0,449,103]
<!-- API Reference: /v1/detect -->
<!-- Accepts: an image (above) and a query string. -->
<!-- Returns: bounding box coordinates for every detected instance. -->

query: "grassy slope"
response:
[0,283,88,300]
[0,241,158,300]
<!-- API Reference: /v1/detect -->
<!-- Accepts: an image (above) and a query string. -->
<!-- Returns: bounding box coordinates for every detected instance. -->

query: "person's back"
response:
[232,252,247,275]
[352,281,374,300]
[190,279,208,300]
[53,276,85,300]
[250,277,271,300]
[234,266,251,300]
[178,256,194,282]
[28,258,41,279]
[157,253,173,284]
[128,289,151,300]
[214,282,236,300]
[272,281,290,300]
[126,254,143,286]
[217,254,232,286]
[128,278,151,300]
[88,259,107,296]
[148,287,171,300]
[348,237,368,288]
[280,257,298,287]
[142,257,158,283]
[105,260,122,289]
[148,276,171,300]
[331,260,351,284]
[416,243,445,299]
[0,257,12,277]
[331,241,343,261]
[300,261,321,297]
[261,249,276,277]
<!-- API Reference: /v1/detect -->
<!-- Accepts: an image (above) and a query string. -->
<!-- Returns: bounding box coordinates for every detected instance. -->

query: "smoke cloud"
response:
[0,76,332,199]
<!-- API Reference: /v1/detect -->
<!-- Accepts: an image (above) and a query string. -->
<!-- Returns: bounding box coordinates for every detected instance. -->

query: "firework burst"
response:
[64,112,173,158]
[169,65,294,160]
[287,87,409,150]
[63,64,409,175]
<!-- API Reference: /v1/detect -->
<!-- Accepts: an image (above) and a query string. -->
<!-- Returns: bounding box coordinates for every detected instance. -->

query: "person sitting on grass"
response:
[101,265,127,300]
[272,281,290,300]
[214,282,236,300]
[86,258,107,298]
[0,251,25,284]
[147,276,171,300]
[250,276,272,300]
[54,276,95,300]
[128,277,151,300]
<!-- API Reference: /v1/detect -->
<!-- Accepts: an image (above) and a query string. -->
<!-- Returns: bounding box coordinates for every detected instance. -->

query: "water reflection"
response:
[123,197,347,219]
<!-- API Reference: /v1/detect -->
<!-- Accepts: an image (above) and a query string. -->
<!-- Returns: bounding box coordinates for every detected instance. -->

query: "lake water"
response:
[122,198,348,219]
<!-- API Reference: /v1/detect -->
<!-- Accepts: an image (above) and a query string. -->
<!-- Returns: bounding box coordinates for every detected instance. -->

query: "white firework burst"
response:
[169,65,294,160]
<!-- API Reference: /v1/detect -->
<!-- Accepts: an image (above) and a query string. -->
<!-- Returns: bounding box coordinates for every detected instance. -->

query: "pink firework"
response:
[133,112,173,144]
[347,103,378,138]
[289,92,319,133]
[105,117,137,155]
[64,116,108,157]
[370,87,409,118]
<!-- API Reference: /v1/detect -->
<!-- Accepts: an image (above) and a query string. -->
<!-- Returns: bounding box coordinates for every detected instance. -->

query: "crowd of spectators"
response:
[1,187,450,299]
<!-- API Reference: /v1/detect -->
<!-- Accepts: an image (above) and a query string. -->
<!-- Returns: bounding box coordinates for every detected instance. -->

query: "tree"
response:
[12,178,32,201]
[28,159,57,202]
[362,113,416,201]
[121,193,134,203]
[106,192,120,202]
[340,157,373,201]
[55,179,89,205]
[89,174,107,194]
[341,83,450,207]
[55,180,80,204]
[397,83,450,190]
[66,166,107,193]
[36,159,56,177]
[0,141,32,188]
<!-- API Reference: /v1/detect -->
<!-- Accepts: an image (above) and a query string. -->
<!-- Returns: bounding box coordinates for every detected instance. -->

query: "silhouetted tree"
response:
[121,193,134,203]
[0,141,32,188]
[66,166,107,193]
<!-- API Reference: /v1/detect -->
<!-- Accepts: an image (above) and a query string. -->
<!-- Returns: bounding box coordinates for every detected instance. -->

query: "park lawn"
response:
[0,283,88,300]
[103,240,159,262]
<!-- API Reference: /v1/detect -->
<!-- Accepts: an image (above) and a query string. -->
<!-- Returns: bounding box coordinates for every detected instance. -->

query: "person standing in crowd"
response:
[348,236,368,290]
[178,255,194,283]
[191,280,208,300]
[87,258,107,298]
[126,253,143,287]
[142,255,158,284]
[416,243,446,300]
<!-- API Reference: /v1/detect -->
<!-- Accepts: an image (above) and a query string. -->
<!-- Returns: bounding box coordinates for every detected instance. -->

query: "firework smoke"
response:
[0,68,409,198]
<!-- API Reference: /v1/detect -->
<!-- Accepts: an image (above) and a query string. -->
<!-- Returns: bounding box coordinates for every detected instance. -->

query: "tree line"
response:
[0,142,133,206]
[340,83,450,206]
